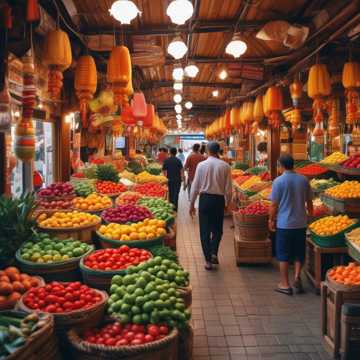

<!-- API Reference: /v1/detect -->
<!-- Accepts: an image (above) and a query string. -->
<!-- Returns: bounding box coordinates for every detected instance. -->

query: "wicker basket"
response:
[37,218,101,244]
[178,324,194,360]
[177,285,192,309]
[325,271,360,292]
[67,327,179,360]
[15,244,94,282]
[17,285,108,334]
[164,225,176,250]
[4,312,61,360]
[233,211,269,242]
[97,232,164,250]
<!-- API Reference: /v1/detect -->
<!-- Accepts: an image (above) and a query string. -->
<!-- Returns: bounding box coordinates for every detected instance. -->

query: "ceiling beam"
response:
[141,80,241,90]
[164,56,267,66]
[82,17,310,36]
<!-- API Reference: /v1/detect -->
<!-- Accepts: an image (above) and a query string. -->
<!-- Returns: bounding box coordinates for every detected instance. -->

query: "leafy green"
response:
[150,245,178,263]
[96,164,120,183]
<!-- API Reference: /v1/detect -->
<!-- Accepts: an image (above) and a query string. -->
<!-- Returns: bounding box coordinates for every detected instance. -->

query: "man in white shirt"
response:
[189,142,232,270]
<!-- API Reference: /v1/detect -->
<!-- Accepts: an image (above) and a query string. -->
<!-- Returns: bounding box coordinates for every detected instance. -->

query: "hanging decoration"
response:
[224,109,231,135]
[121,104,136,126]
[89,91,118,130]
[143,104,155,128]
[26,0,40,22]
[289,78,302,108]
[264,86,283,128]
[131,92,147,125]
[230,107,240,130]
[43,29,72,99]
[327,97,340,137]
[253,95,264,123]
[74,55,97,128]
[109,0,141,24]
[307,62,331,138]
[342,61,360,126]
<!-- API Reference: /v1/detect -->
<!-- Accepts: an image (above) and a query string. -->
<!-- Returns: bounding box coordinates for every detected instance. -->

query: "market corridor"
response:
[176,190,332,360]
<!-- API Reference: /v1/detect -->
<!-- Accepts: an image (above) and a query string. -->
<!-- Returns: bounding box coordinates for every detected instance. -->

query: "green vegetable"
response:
[126,160,144,175]
[233,162,249,170]
[146,163,162,175]
[245,166,268,175]
[74,181,95,197]
[151,246,178,263]
[96,164,119,183]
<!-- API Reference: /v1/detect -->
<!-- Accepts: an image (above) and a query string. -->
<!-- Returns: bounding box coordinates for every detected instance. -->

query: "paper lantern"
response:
[26,0,40,22]
[143,104,155,128]
[264,86,283,128]
[289,79,302,108]
[253,95,264,123]
[342,61,360,125]
[107,46,131,85]
[121,104,136,126]
[131,92,147,122]
[230,107,240,129]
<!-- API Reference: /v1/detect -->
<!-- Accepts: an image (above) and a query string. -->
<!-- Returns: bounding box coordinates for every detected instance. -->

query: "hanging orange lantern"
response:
[224,109,231,135]
[327,97,340,137]
[230,107,240,129]
[253,95,264,124]
[74,55,97,128]
[289,79,302,108]
[342,61,360,125]
[131,92,147,124]
[264,86,283,128]
[121,104,136,126]
[43,29,72,99]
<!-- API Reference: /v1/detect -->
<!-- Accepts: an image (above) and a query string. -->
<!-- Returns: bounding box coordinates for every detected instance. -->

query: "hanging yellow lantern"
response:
[342,61,360,125]
[264,86,283,128]
[253,95,264,123]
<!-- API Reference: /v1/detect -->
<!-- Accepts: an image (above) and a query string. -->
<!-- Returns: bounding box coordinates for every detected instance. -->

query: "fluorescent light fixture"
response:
[167,37,188,60]
[109,0,141,24]
[185,101,193,109]
[173,94,182,103]
[166,0,193,25]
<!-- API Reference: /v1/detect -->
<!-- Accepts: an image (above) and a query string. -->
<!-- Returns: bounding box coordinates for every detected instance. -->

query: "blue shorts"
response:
[276,228,306,262]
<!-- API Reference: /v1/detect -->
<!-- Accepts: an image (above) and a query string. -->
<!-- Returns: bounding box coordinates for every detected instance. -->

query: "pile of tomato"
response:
[238,201,269,216]
[22,281,103,313]
[82,322,169,346]
[96,181,127,195]
[83,246,151,271]
[133,183,167,198]
[296,163,328,176]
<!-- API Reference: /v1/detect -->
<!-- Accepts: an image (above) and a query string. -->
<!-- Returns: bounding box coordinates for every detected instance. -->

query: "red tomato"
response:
[159,325,169,335]
[125,331,135,341]
[144,334,154,343]
[131,339,143,345]
[147,325,160,338]
[116,339,129,346]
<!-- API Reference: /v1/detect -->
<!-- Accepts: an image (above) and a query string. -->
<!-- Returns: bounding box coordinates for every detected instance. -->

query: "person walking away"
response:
[184,143,205,200]
[177,148,185,164]
[189,142,232,270]
[163,147,184,211]
[269,154,313,295]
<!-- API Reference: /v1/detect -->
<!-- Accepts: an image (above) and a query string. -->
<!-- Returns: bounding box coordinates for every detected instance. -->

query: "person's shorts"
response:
[276,228,306,262]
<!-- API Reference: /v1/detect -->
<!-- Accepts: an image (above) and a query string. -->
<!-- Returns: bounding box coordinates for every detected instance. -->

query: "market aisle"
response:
[176,189,332,360]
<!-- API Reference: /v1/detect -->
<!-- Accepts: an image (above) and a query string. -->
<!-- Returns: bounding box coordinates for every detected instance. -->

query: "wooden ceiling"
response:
[5,0,360,128]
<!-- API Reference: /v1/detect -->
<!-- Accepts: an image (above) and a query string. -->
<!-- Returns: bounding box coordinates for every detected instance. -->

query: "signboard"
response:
[180,134,205,140]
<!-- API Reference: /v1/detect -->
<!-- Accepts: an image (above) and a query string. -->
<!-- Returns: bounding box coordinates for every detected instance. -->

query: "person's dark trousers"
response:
[168,181,181,211]
[198,193,225,262]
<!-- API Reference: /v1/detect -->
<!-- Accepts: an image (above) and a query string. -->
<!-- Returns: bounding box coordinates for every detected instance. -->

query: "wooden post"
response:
[268,126,280,180]
[58,115,71,181]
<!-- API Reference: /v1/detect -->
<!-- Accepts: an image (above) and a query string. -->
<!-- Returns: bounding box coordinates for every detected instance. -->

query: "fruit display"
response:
[96,164,120,183]
[346,227,360,245]
[37,211,100,229]
[260,171,271,181]
[133,183,167,198]
[310,178,339,193]
[126,160,144,175]
[135,171,167,184]
[258,186,272,199]
[19,232,92,263]
[320,151,348,165]
[37,182,74,198]
[239,176,261,191]
[74,181,95,197]
[137,197,174,223]
[22,281,103,313]
[233,162,249,171]
[294,160,313,168]
[72,172,85,179]
[101,205,153,224]
[231,169,244,179]
[309,215,356,236]
[246,166,268,175]
[238,201,269,215]
[150,246,178,263]
[342,153,360,169]
[73,193,112,212]
[83,246,152,271]
[327,263,360,286]
[0,312,49,357]
[233,175,252,187]
[107,256,190,327]
[36,199,72,211]
[98,219,167,241]
[325,180,360,199]
[0,267,42,310]
[120,170,136,182]
[82,322,169,346]
[311,198,329,218]
[115,191,143,206]
[96,180,127,195]
[83,165,98,179]
[146,162,162,176]
[296,163,328,176]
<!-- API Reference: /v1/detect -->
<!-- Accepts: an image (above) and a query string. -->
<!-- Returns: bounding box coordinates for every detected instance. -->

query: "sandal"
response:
[274,287,293,296]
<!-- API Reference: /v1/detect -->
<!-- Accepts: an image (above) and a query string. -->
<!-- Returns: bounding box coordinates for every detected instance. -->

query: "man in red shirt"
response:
[184,143,205,200]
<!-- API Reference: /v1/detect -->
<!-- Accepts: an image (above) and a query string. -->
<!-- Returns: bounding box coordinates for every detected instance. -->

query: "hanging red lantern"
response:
[2,5,12,29]
[121,104,136,126]
[26,0,40,22]
[143,104,155,128]
[131,92,147,123]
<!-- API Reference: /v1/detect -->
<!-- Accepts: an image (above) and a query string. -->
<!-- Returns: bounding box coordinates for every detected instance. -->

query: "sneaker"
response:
[204,262,213,271]
[211,255,219,265]
[293,277,305,294]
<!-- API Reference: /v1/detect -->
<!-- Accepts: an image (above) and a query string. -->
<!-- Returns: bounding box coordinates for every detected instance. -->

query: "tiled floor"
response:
[176,190,332,360]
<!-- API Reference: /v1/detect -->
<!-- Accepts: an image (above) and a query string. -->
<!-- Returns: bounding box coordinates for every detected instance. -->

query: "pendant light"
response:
[166,0,194,25]
[185,101,193,109]
[219,69,228,80]
[225,33,247,58]
[172,66,184,81]
[167,36,188,60]
[109,0,141,24]
[175,104,182,113]
[174,94,182,103]
[212,89,219,97]
[173,82,183,91]
[184,63,199,78]
[176,114,182,120]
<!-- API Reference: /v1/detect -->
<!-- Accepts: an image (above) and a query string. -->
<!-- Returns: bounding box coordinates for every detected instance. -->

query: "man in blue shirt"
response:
[269,154,313,295]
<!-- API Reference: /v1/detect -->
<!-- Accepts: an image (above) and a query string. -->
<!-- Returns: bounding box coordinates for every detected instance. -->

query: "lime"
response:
[160,293,169,302]
[118,314,130,324]
[72,247,84,257]
[144,283,155,294]
[135,296,146,307]
[132,315,142,324]
[141,313,149,323]
[116,287,126,298]
[123,275,135,286]
[121,303,131,313]
[112,275,123,285]
[149,291,159,300]
[136,277,146,289]
[110,284,119,293]
[131,305,141,315]
[143,301,154,313]
[126,284,137,294]
[175,302,185,311]
[134,288,144,297]
[155,299,165,309]
[159,309,170,318]
[110,294,119,302]
[21,253,31,260]
[113,300,123,312]
[160,265,167,272]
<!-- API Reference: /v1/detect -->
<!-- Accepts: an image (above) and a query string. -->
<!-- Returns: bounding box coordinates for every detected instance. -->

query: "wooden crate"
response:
[305,237,349,294]
[321,281,360,358]
[234,234,272,265]
[340,305,360,360]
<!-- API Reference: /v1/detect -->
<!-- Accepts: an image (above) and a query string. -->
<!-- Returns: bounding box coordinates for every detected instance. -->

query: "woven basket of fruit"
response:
[79,247,152,291]
[2,311,61,360]
[73,194,113,216]
[345,228,360,263]
[97,233,164,250]
[16,235,94,282]
[67,322,178,360]
[177,285,192,309]
[17,282,108,334]
[326,264,360,292]
[163,226,176,250]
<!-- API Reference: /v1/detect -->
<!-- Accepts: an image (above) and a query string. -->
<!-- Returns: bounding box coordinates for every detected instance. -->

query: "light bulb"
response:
[212,90,219,97]
[109,0,141,24]
[185,101,193,109]
[219,69,228,80]
[167,37,188,60]
[174,94,182,103]
[172,67,184,81]
[175,104,182,114]
[173,82,183,91]
[225,34,247,58]
[38,103,43,109]
[184,64,199,78]
[176,114,182,120]
[166,0,194,25]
